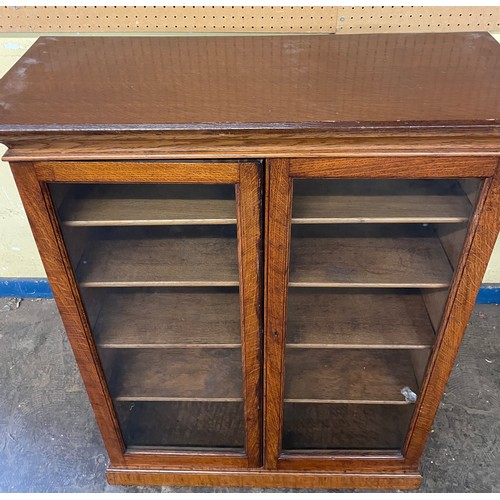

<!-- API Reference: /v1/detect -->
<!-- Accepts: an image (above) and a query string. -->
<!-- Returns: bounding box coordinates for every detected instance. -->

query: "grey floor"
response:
[0,298,499,493]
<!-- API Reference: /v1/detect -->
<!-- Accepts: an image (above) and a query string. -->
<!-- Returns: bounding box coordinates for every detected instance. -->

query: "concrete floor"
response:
[0,298,499,493]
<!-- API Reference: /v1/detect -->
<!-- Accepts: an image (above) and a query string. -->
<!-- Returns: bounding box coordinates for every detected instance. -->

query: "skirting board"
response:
[0,279,499,304]
[476,285,500,304]
[0,278,53,298]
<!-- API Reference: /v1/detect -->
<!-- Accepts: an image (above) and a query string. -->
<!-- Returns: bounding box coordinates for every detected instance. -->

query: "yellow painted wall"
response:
[0,37,40,277]
[0,34,499,282]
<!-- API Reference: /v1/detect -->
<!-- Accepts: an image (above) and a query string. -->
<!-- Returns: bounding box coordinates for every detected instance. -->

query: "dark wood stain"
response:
[287,289,435,349]
[289,224,453,288]
[58,183,237,226]
[284,349,420,404]
[282,403,415,451]
[292,179,473,224]
[0,34,499,134]
[115,401,245,450]
[101,348,243,401]
[3,33,500,489]
[92,289,241,348]
[262,155,500,478]
[73,227,239,287]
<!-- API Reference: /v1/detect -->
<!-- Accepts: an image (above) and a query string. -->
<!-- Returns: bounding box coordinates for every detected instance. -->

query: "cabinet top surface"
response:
[0,32,499,135]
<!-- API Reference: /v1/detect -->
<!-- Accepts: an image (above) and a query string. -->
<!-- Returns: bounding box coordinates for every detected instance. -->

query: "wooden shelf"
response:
[292,179,472,224]
[115,401,245,450]
[287,289,435,349]
[59,184,236,226]
[102,348,243,402]
[75,227,239,287]
[283,403,414,451]
[284,349,420,404]
[289,225,453,288]
[94,289,241,348]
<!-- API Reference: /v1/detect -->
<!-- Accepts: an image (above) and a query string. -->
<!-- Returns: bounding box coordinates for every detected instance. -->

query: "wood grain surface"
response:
[4,132,500,161]
[403,163,500,463]
[102,348,243,402]
[9,162,127,465]
[0,33,499,136]
[283,403,415,451]
[289,156,497,178]
[73,227,239,287]
[284,349,419,404]
[261,155,498,477]
[115,401,245,450]
[292,179,472,223]
[35,160,240,183]
[93,289,241,348]
[421,289,449,333]
[235,162,263,468]
[4,32,499,489]
[287,289,435,349]
[289,225,453,288]
[264,158,292,469]
[106,468,422,489]
[58,183,236,226]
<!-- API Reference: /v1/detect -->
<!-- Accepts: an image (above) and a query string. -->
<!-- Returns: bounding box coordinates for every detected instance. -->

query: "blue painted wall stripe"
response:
[0,278,499,303]
[476,285,500,305]
[0,279,53,298]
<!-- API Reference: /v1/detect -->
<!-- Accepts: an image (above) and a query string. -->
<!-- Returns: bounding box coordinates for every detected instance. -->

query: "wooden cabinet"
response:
[13,160,263,473]
[47,161,263,468]
[264,158,498,476]
[1,33,500,490]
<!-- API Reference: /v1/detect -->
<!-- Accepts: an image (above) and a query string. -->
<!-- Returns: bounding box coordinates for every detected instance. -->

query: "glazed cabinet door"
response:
[264,157,500,471]
[11,160,262,470]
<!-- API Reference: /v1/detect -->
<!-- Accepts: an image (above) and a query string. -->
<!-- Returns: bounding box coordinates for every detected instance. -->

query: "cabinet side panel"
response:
[404,163,500,463]
[9,161,126,465]
[264,158,293,469]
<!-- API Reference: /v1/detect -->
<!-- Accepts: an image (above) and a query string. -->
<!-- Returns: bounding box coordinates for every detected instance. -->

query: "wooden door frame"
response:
[264,156,500,472]
[10,159,263,470]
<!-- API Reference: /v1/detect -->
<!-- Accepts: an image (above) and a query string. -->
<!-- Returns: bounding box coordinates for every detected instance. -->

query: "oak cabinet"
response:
[264,158,497,476]
[1,33,500,490]
[46,161,262,469]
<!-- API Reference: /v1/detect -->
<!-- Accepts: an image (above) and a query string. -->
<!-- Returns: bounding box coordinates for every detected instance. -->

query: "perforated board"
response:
[336,6,500,33]
[0,6,498,34]
[0,6,338,33]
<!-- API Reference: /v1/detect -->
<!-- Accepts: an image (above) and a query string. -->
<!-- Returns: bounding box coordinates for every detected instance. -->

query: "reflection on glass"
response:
[283,178,483,453]
[49,183,244,451]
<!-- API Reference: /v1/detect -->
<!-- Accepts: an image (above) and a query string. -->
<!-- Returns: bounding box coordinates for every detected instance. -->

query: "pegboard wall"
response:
[0,6,338,33]
[0,6,498,34]
[337,6,500,33]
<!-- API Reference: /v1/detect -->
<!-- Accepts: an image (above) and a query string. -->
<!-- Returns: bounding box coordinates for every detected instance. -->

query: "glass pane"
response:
[283,178,483,453]
[49,183,245,451]
[283,404,414,451]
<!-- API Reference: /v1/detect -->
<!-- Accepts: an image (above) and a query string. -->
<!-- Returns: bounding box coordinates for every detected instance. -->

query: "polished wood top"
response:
[0,32,499,135]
